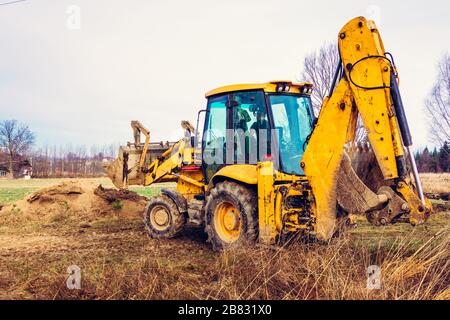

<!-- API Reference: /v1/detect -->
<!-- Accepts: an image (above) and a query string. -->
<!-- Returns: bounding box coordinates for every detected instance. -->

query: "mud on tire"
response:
[205,181,258,251]
[144,195,187,239]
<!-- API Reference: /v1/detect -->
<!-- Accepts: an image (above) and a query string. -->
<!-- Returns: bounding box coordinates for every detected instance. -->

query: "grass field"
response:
[0,178,166,205]
[420,173,450,194]
[0,175,448,299]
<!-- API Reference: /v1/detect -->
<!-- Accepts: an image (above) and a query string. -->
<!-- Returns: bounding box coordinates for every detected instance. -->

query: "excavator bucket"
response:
[344,142,387,192]
[337,145,388,215]
[337,143,430,226]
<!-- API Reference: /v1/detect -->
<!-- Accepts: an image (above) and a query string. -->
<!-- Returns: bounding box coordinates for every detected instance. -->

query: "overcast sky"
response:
[0,0,448,151]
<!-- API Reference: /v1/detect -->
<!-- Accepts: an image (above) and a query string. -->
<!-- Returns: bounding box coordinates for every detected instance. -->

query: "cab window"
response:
[231,91,269,164]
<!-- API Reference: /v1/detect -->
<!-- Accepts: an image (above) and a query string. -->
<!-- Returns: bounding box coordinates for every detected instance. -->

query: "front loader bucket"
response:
[106,146,129,189]
[106,155,124,189]
[106,143,173,189]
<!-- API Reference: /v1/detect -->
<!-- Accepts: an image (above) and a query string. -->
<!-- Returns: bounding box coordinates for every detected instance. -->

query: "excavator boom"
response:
[302,17,432,240]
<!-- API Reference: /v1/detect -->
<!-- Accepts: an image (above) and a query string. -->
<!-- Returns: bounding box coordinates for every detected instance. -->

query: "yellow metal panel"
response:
[396,180,432,225]
[205,81,313,97]
[176,170,205,201]
[257,161,277,244]
[274,171,304,183]
[302,79,354,240]
[210,164,258,186]
[339,17,400,178]
[274,188,284,232]
[346,106,358,143]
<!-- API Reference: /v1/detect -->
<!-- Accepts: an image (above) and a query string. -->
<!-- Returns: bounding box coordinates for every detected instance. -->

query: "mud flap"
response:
[160,189,188,214]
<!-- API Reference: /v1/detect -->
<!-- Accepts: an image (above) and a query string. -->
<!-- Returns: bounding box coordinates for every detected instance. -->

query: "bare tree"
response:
[301,42,367,141]
[301,42,340,113]
[0,120,35,178]
[425,53,450,146]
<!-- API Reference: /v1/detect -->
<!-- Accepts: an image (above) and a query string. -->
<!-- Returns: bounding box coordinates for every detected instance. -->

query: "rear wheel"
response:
[144,195,186,238]
[205,181,258,251]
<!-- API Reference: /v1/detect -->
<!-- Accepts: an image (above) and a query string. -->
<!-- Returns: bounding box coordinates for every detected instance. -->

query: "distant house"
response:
[0,155,32,179]
[0,165,7,178]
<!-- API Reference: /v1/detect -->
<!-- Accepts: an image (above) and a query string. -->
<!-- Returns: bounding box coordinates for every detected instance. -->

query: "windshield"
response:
[269,94,314,175]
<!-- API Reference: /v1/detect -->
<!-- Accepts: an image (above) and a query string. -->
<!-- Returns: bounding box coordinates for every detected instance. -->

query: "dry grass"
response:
[18,228,448,300]
[420,173,450,194]
[1,209,448,300]
[213,234,449,300]
[0,175,449,300]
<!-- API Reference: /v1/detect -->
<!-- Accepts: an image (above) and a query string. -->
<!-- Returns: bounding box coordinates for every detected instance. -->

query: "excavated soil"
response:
[0,181,148,220]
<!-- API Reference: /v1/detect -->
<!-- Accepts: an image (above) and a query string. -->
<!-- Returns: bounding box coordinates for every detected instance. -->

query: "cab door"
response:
[230,90,269,165]
[202,90,270,183]
[202,93,229,183]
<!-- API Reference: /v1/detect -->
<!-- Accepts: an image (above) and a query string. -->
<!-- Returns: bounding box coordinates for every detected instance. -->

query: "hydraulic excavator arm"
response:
[140,124,199,187]
[302,17,432,240]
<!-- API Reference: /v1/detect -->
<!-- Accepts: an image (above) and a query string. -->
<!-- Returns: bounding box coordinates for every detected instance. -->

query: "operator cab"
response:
[202,81,315,182]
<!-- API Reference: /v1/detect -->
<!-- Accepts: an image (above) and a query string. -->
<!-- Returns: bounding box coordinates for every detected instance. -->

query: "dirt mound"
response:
[27,183,85,202]
[94,185,147,203]
[425,192,450,201]
[0,181,148,220]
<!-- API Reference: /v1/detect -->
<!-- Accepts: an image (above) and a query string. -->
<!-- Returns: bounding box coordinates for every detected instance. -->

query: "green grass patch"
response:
[111,200,123,210]
[0,182,170,207]
[129,186,164,198]
[0,188,37,204]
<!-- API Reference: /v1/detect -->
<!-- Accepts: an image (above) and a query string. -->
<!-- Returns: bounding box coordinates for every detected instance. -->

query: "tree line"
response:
[415,142,450,173]
[0,119,118,178]
[29,144,119,178]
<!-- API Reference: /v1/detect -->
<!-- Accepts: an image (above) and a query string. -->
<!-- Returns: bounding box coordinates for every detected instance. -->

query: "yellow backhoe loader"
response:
[107,16,433,250]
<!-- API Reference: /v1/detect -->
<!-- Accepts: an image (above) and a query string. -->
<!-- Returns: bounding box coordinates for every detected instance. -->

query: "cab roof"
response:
[205,81,313,98]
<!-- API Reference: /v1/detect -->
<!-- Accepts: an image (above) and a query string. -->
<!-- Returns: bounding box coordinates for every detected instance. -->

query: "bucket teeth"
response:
[344,141,373,155]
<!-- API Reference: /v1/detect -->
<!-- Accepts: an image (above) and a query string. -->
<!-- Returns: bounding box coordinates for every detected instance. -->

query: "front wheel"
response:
[144,195,186,238]
[205,181,258,251]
